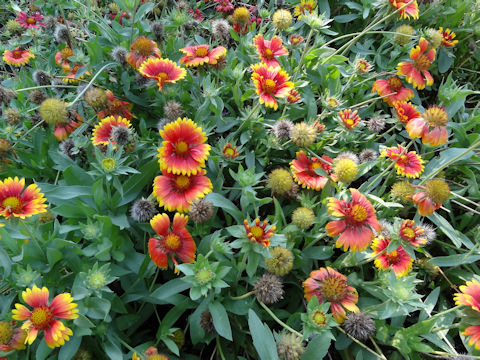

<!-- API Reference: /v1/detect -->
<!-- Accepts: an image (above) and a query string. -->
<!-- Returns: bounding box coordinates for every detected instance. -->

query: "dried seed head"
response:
[343,312,376,341]
[4,108,21,125]
[33,70,51,86]
[276,333,305,360]
[111,46,127,66]
[212,19,230,41]
[130,198,158,222]
[200,310,215,334]
[29,89,46,104]
[272,119,294,140]
[188,198,214,223]
[359,149,378,163]
[54,24,69,43]
[254,273,284,305]
[367,116,386,133]
[164,101,184,121]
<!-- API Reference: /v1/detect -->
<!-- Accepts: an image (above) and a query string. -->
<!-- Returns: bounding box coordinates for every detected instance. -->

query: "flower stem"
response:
[232,102,261,139]
[293,28,315,81]
[231,291,254,300]
[216,336,227,360]
[12,120,45,149]
[258,300,303,337]
[15,85,78,92]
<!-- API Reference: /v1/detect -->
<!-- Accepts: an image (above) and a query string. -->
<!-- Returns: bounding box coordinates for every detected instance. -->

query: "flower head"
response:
[63,64,89,84]
[222,143,239,158]
[303,267,359,323]
[290,150,332,190]
[91,116,131,146]
[399,219,427,247]
[463,326,480,350]
[16,12,45,29]
[291,122,316,147]
[232,7,250,24]
[3,48,35,67]
[0,177,47,219]
[292,207,315,229]
[343,313,376,341]
[254,273,284,304]
[251,63,293,110]
[371,236,413,277]
[289,34,304,45]
[326,189,380,251]
[55,47,75,72]
[287,89,301,103]
[12,286,78,348]
[389,0,418,19]
[265,246,294,276]
[397,38,436,90]
[333,158,358,183]
[412,179,450,216]
[393,102,421,124]
[339,109,361,130]
[294,0,316,19]
[138,58,186,91]
[253,35,288,68]
[268,168,294,195]
[0,321,27,351]
[97,90,133,121]
[380,145,424,178]
[148,213,196,270]
[180,45,227,67]
[153,170,212,212]
[54,111,82,141]
[439,27,458,47]
[244,218,275,247]
[394,25,415,46]
[126,36,162,69]
[215,0,234,13]
[272,9,292,30]
[372,76,414,106]
[276,333,305,360]
[188,198,214,223]
[355,59,371,74]
[406,105,448,146]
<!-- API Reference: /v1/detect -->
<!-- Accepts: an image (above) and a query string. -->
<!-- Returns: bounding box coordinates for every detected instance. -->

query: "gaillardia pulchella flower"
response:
[412,179,450,216]
[371,236,413,277]
[157,118,210,176]
[244,218,276,247]
[148,213,196,270]
[326,189,381,252]
[153,170,212,212]
[251,63,294,110]
[339,109,361,130]
[294,0,316,19]
[138,58,186,91]
[372,76,414,106]
[393,101,421,124]
[399,219,427,247]
[397,38,436,90]
[380,145,424,178]
[179,45,227,67]
[0,321,27,351]
[438,27,458,47]
[222,143,239,158]
[97,90,134,121]
[253,35,288,68]
[12,286,78,348]
[91,116,131,146]
[389,0,419,19]
[3,48,35,67]
[303,267,359,323]
[290,150,333,190]
[16,11,45,29]
[0,177,47,219]
[126,36,162,69]
[406,105,449,146]
[454,280,480,350]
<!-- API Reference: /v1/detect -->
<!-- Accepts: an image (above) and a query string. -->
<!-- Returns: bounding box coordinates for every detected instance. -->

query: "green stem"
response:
[15,85,78,92]
[236,252,248,283]
[431,323,459,333]
[231,291,254,300]
[21,221,45,259]
[258,301,303,337]
[232,102,261,139]
[336,326,386,360]
[114,335,137,353]
[293,28,315,81]
[12,120,45,148]
[216,337,227,360]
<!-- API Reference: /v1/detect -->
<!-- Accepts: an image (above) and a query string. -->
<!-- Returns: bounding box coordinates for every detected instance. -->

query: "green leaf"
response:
[104,337,123,360]
[428,212,473,248]
[429,254,480,267]
[209,301,233,341]
[149,278,191,303]
[58,335,82,360]
[36,339,54,360]
[303,246,333,260]
[302,335,331,360]
[206,193,243,223]
[248,309,279,360]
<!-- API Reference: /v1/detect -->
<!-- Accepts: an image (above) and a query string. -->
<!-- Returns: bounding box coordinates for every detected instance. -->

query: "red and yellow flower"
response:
[54,112,82,141]
[97,91,134,121]
[411,179,450,216]
[3,48,34,67]
[91,116,131,146]
[0,321,27,351]
[290,150,332,190]
[303,267,359,323]
[139,58,186,91]
[222,143,239,158]
[157,118,210,175]
[389,0,418,19]
[439,28,458,47]
[179,45,227,67]
[287,89,301,103]
[463,326,480,350]
[338,109,361,130]
[0,177,47,219]
[62,64,89,84]
[406,105,449,146]
[12,286,78,348]
[251,63,293,110]
[371,236,413,277]
[326,188,381,252]
[355,59,371,74]
[294,0,316,19]
[253,35,288,68]
[454,280,480,312]
[380,145,424,178]
[55,47,74,72]
[393,102,421,124]
[148,213,196,270]
[153,170,212,212]
[399,219,427,247]
[289,34,304,45]
[372,76,414,106]
[16,12,45,29]
[397,38,436,90]
[243,218,275,247]
[126,36,162,69]
[215,0,234,13]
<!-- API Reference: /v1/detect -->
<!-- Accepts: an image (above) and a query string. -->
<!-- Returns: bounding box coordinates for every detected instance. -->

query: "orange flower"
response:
[243,218,275,247]
[406,105,448,146]
[294,0,316,19]
[153,170,212,212]
[289,34,304,45]
[3,48,34,67]
[126,36,162,69]
[303,267,359,323]
[55,47,74,72]
[411,179,450,216]
[12,286,78,348]
[372,76,414,106]
[0,177,47,219]
[463,326,480,350]
[251,63,293,110]
[157,118,210,175]
[338,109,361,130]
[179,45,227,67]
[380,145,424,178]
[397,38,436,90]
[148,213,196,270]
[97,90,134,121]
[389,0,418,19]
[399,219,427,247]
[290,150,332,190]
[139,58,186,91]
[454,280,480,311]
[371,236,413,277]
[253,35,288,68]
[222,143,239,158]
[54,112,82,141]
[91,116,131,146]
[287,89,301,103]
[393,102,420,124]
[439,27,458,47]
[326,189,381,251]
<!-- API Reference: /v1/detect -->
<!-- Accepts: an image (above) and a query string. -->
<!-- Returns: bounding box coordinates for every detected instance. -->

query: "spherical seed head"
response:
[359,149,378,163]
[425,179,450,203]
[425,28,443,50]
[169,329,185,350]
[377,220,392,238]
[188,198,214,223]
[111,126,132,146]
[84,88,108,108]
[391,181,415,204]
[54,24,69,43]
[111,46,127,66]
[272,9,292,30]
[367,116,386,133]
[200,310,215,334]
[40,98,68,125]
[164,101,184,121]
[343,313,376,341]
[130,198,158,222]
[29,89,46,104]
[285,182,300,201]
[272,119,294,140]
[394,25,415,45]
[0,321,14,345]
[73,348,92,360]
[254,273,284,305]
[336,151,359,164]
[233,7,250,24]
[0,85,17,105]
[108,2,121,13]
[4,108,21,125]
[212,19,230,41]
[6,19,23,34]
[268,168,294,195]
[291,122,316,147]
[151,22,164,41]
[276,332,305,360]
[38,210,55,224]
[0,138,11,154]
[59,138,75,158]
[265,246,294,276]
[334,158,358,183]
[291,207,315,230]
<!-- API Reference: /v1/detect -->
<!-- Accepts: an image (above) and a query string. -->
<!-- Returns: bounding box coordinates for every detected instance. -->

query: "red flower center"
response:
[350,204,368,222]
[263,48,274,59]
[30,306,53,329]
[320,276,347,302]
[175,175,190,190]
[175,141,189,155]
[26,17,37,25]
[12,50,23,59]
[194,48,208,57]
[164,233,180,251]
[384,249,401,265]
[413,54,431,71]
[249,225,264,240]
[263,79,276,94]
[387,76,403,92]
[3,196,22,212]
